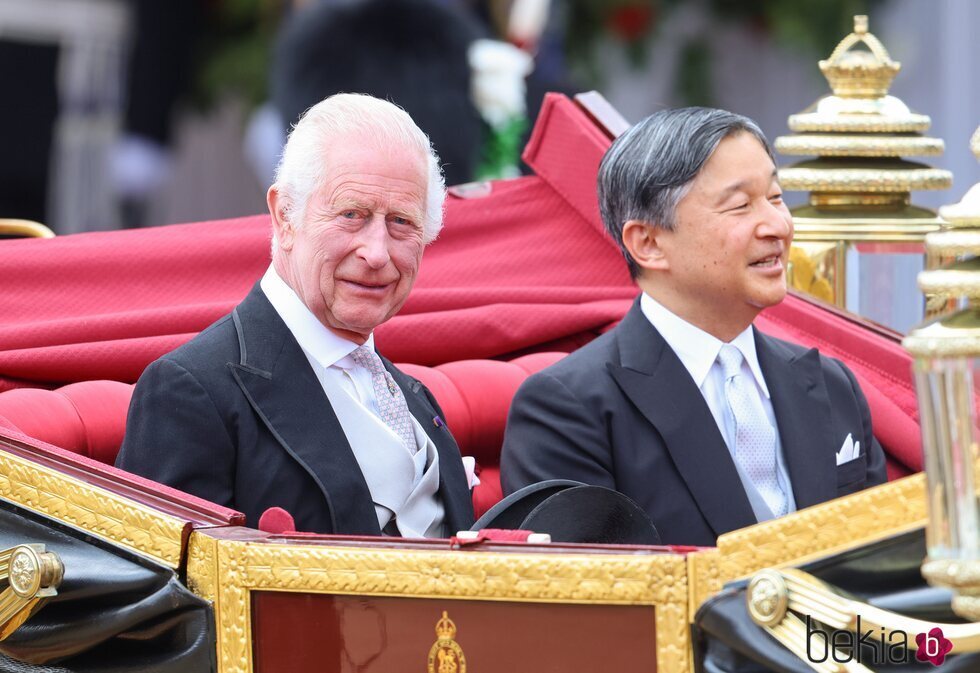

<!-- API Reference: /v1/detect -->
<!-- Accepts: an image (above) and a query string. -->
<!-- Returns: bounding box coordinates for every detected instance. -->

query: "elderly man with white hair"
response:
[117,94,475,537]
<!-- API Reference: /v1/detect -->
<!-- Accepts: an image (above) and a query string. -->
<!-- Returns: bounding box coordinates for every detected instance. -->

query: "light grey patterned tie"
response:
[716,344,787,517]
[351,346,418,454]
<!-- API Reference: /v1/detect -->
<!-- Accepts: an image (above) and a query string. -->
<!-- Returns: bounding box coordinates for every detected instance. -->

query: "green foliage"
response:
[475,117,529,181]
[564,0,888,105]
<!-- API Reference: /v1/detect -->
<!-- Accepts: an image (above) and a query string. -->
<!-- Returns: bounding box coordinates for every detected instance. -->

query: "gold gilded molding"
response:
[776,135,943,158]
[748,567,980,655]
[687,549,722,620]
[926,230,980,255]
[916,269,980,298]
[0,448,185,568]
[186,532,218,602]
[198,538,691,673]
[779,167,952,193]
[0,544,63,640]
[903,321,980,358]
[787,114,930,134]
[714,473,926,584]
[793,217,940,242]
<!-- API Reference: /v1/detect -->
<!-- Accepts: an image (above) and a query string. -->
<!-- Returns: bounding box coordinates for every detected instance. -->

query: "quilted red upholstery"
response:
[0,354,566,519]
[0,380,133,465]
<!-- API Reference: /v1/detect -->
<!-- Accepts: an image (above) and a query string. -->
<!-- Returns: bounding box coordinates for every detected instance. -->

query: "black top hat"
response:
[473,480,661,545]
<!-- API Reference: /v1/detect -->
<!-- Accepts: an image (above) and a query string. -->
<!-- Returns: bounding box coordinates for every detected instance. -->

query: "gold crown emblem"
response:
[435,611,457,640]
[818,15,900,99]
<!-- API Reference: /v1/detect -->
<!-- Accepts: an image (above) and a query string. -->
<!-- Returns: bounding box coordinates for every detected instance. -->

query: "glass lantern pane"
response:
[917,357,980,561]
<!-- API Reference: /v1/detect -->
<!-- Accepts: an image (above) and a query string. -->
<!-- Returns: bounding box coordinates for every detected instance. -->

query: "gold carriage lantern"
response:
[778,15,952,331]
[905,127,980,620]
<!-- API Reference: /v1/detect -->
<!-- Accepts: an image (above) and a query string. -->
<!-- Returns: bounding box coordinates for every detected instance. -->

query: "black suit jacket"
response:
[116,284,475,535]
[501,299,887,547]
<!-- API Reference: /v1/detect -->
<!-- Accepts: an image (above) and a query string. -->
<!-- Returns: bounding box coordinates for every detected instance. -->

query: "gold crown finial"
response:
[818,15,900,99]
[435,611,457,640]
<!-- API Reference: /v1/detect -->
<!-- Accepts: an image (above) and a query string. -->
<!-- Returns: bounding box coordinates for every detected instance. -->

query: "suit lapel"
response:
[608,301,757,537]
[755,330,836,510]
[228,285,379,535]
[385,357,475,534]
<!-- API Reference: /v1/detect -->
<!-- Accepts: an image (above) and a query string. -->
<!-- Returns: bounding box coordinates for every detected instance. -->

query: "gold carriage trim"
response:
[186,532,691,673]
[903,312,980,358]
[787,114,931,134]
[916,266,980,298]
[0,448,186,568]
[775,135,944,158]
[791,218,942,243]
[926,230,980,255]
[778,168,952,193]
[691,473,928,602]
[0,544,63,640]
[746,567,980,666]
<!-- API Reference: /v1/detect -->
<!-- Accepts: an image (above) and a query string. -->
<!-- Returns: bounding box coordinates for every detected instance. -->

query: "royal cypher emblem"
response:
[427,611,466,673]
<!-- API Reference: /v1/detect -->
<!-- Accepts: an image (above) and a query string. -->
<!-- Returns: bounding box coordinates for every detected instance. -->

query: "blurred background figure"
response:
[0,0,129,233]
[267,0,485,188]
[111,0,201,229]
[246,0,542,189]
[0,0,975,237]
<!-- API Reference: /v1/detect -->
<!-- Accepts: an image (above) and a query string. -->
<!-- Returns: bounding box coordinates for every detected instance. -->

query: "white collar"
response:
[260,265,372,369]
[639,292,770,398]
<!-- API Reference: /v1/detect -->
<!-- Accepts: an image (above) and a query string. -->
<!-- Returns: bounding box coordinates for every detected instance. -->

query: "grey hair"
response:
[597,107,774,279]
[272,93,446,251]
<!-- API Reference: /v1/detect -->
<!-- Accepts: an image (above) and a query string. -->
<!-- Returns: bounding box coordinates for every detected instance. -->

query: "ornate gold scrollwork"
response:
[746,568,980,671]
[0,545,64,640]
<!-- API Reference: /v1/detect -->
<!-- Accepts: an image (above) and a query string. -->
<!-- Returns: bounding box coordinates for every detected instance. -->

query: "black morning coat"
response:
[117,284,475,535]
[501,298,887,547]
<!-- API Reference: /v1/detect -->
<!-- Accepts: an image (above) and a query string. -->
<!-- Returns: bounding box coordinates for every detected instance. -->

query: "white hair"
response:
[272,93,446,250]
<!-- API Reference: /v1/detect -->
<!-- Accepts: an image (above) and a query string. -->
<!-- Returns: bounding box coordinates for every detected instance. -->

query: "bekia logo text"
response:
[806,616,952,666]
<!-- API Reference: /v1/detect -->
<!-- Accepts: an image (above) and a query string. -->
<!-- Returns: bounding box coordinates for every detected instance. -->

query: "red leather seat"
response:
[0,353,566,518]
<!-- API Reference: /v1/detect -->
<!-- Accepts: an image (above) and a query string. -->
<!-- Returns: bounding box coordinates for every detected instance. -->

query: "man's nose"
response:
[759,201,793,240]
[356,216,391,268]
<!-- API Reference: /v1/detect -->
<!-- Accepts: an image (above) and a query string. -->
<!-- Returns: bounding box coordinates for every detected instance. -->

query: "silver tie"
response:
[716,344,787,517]
[350,346,418,454]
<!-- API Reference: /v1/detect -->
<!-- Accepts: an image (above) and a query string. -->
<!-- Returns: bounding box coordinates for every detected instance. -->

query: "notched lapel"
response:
[609,304,757,537]
[756,334,836,510]
[230,288,379,535]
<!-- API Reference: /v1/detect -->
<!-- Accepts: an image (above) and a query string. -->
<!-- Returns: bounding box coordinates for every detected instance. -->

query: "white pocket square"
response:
[461,456,481,489]
[836,433,861,465]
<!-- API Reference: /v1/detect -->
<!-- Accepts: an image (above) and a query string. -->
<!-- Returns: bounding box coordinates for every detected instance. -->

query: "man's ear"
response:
[267,185,294,252]
[622,219,670,272]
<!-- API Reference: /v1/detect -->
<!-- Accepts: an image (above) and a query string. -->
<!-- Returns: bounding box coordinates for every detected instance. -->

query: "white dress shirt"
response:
[260,266,445,537]
[639,293,797,520]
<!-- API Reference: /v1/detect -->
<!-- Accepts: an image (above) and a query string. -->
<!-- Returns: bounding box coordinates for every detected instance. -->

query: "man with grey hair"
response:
[117,93,475,537]
[501,107,885,546]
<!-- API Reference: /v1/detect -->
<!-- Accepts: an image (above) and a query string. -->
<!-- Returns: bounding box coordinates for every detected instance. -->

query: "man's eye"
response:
[391,216,412,226]
[342,210,359,219]
[727,203,749,212]
[769,193,783,203]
